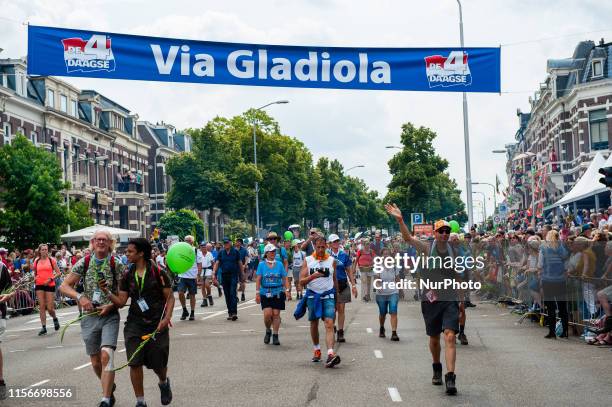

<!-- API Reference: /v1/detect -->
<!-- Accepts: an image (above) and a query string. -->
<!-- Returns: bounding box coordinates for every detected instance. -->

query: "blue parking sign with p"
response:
[411,213,423,225]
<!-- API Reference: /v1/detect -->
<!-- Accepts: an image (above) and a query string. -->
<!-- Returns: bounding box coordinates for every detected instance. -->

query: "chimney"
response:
[600,38,605,46]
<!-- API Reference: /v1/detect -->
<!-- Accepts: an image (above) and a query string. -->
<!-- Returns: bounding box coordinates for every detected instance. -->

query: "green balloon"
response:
[166,242,196,275]
[449,220,461,233]
[284,231,294,241]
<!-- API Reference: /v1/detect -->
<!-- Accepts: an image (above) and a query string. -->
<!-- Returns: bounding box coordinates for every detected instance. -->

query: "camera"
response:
[310,267,330,277]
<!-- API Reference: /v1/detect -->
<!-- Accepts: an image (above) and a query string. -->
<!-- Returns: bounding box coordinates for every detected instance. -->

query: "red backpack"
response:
[83,255,118,293]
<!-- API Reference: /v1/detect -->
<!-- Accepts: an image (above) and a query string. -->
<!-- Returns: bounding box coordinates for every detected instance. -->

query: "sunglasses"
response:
[437,229,451,235]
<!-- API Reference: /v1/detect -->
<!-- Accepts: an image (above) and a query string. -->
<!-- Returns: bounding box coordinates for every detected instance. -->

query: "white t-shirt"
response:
[292,250,306,268]
[201,251,214,276]
[375,266,399,295]
[182,249,203,279]
[156,255,165,269]
[305,255,335,294]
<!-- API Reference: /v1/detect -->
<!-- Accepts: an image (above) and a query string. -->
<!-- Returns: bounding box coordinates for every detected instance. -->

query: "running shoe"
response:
[208,296,214,306]
[458,333,468,345]
[231,315,238,321]
[445,372,457,395]
[0,381,6,400]
[337,329,345,343]
[135,402,147,407]
[189,310,195,321]
[158,377,172,405]
[241,293,246,302]
[312,349,322,362]
[180,309,189,320]
[218,287,223,297]
[272,334,280,346]
[432,363,443,385]
[98,402,111,407]
[264,329,272,344]
[390,331,399,341]
[201,298,208,307]
[379,326,386,338]
[325,353,341,368]
[38,327,47,336]
[53,318,60,331]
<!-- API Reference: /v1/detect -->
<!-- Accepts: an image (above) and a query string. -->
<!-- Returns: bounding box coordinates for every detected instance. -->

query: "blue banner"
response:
[27,25,501,93]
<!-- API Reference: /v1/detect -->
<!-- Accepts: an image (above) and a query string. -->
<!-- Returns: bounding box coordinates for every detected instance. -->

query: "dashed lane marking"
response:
[374,350,383,359]
[46,345,63,349]
[10,349,25,353]
[118,348,126,353]
[388,387,402,402]
[73,362,92,370]
[28,380,50,388]
[366,328,373,334]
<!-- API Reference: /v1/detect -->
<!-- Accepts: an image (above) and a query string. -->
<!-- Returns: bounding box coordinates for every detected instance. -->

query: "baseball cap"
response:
[0,247,7,253]
[222,236,231,243]
[434,220,451,232]
[327,233,340,243]
[581,224,592,233]
[267,231,279,239]
[199,241,206,246]
[264,243,277,253]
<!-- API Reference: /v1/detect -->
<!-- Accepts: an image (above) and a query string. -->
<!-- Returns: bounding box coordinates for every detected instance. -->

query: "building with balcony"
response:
[0,54,150,237]
[504,39,612,214]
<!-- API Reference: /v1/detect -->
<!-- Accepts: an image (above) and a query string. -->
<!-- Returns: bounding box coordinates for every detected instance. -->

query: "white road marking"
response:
[200,302,257,321]
[481,315,489,317]
[388,387,402,402]
[6,334,19,338]
[180,333,194,336]
[298,325,310,328]
[29,380,50,388]
[249,313,263,316]
[46,345,64,349]
[240,329,255,332]
[10,349,25,353]
[374,350,383,359]
[210,331,226,334]
[73,362,92,370]
[57,311,78,317]
[118,348,126,353]
[350,322,361,325]
[366,328,373,334]
[118,339,124,342]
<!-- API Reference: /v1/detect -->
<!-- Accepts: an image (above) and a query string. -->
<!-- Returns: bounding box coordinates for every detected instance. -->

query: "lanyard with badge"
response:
[134,267,150,312]
[91,258,108,305]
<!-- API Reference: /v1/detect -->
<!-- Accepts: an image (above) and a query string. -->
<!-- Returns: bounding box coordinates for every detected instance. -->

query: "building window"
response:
[16,127,24,136]
[30,131,37,145]
[592,60,603,78]
[589,109,609,150]
[119,206,129,229]
[60,95,67,112]
[47,89,55,108]
[2,123,11,145]
[70,99,77,117]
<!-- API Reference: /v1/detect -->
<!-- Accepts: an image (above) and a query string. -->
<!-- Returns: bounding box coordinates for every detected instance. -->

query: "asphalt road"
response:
[1,283,610,407]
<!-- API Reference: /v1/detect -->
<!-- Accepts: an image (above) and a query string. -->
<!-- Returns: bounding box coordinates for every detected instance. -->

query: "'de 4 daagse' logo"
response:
[61,34,116,73]
[424,51,471,88]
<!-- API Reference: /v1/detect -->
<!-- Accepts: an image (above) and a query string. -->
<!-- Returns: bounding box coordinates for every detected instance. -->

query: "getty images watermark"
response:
[371,254,486,291]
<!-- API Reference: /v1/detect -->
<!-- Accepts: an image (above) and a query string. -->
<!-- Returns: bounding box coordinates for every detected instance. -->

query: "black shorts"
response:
[260,292,286,310]
[35,285,55,293]
[177,278,197,295]
[124,324,169,370]
[421,301,459,337]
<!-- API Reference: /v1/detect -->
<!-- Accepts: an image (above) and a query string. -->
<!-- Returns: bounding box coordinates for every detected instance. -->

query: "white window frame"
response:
[1,74,6,88]
[30,131,38,145]
[60,94,67,112]
[47,89,55,108]
[592,59,604,78]
[589,108,608,151]
[16,126,24,137]
[70,99,77,117]
[3,123,11,145]
[15,75,22,96]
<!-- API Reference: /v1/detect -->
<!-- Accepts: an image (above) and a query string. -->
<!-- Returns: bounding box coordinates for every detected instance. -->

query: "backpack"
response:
[126,260,166,292]
[83,255,118,293]
[33,257,57,271]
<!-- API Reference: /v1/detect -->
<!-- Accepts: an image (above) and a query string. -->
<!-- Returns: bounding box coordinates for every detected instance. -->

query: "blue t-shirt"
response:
[275,246,288,263]
[211,249,218,261]
[238,246,248,264]
[256,260,287,297]
[329,249,352,281]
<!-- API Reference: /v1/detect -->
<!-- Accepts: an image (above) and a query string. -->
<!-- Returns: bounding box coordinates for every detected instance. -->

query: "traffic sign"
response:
[411,213,424,225]
[493,215,502,224]
[498,203,508,217]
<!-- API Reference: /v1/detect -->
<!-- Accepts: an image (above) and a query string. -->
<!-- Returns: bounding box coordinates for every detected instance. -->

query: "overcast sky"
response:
[2,0,611,223]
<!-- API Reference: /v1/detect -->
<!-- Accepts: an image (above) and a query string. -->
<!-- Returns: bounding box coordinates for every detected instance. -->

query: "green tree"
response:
[384,123,467,225]
[0,135,69,249]
[68,199,94,231]
[157,209,204,241]
[224,219,251,241]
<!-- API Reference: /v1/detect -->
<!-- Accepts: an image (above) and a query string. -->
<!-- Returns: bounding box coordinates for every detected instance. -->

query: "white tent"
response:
[551,151,608,207]
[61,225,141,242]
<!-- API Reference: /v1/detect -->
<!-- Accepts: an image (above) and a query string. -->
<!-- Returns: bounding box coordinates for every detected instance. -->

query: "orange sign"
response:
[413,224,434,238]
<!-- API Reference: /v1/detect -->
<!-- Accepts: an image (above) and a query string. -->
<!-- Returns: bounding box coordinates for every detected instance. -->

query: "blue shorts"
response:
[376,293,399,315]
[177,278,197,295]
[306,296,336,321]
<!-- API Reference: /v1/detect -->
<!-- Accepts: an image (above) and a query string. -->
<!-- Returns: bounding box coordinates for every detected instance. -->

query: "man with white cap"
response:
[327,234,357,343]
[385,203,460,396]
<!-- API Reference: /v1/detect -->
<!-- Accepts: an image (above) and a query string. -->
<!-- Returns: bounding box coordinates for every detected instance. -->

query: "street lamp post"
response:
[253,100,289,238]
[472,182,497,215]
[472,191,487,227]
[66,154,108,232]
[457,0,474,230]
[345,165,365,172]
